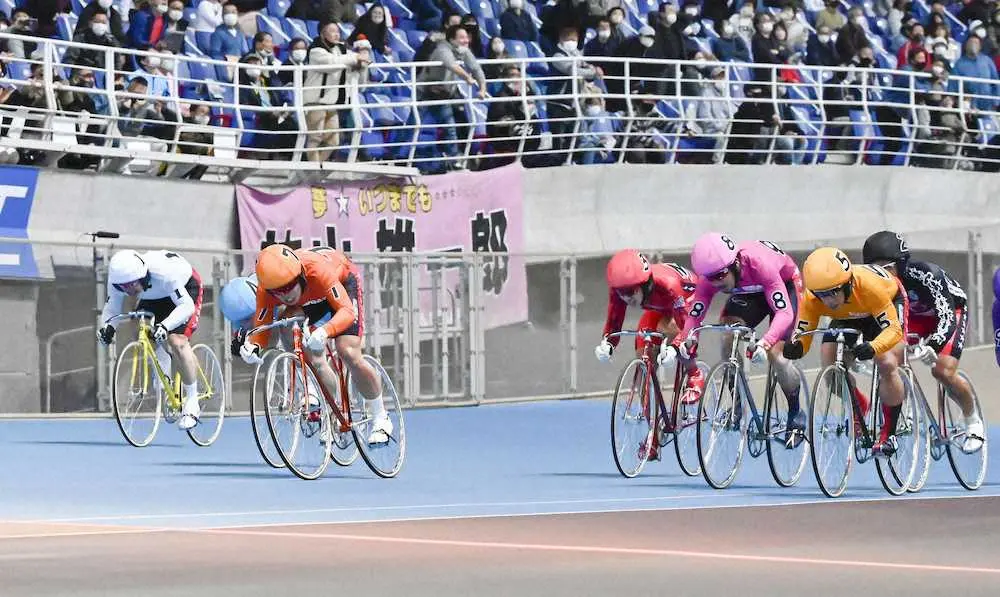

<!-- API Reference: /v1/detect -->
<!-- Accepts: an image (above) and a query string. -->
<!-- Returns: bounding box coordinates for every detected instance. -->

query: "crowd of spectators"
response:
[0,0,998,173]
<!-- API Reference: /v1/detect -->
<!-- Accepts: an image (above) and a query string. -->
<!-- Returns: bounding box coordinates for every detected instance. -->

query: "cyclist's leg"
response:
[764,281,803,415]
[928,308,974,416]
[136,297,172,388]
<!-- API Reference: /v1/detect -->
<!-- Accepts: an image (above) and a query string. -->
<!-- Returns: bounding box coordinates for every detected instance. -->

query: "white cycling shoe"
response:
[367,415,393,445]
[963,418,985,454]
[178,398,201,430]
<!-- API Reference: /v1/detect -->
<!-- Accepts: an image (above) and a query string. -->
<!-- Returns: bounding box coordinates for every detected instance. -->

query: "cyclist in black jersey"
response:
[863,231,984,453]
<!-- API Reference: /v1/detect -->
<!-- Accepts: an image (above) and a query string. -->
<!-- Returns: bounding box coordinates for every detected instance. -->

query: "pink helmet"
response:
[690,232,739,276]
[606,249,651,289]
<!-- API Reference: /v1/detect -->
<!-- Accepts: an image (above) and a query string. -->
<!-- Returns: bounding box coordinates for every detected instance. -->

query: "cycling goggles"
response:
[706,268,731,282]
[113,279,144,293]
[265,277,300,296]
[811,286,845,299]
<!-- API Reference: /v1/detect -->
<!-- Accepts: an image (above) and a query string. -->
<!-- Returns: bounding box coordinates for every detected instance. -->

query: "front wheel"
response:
[944,371,988,490]
[874,372,921,496]
[765,362,810,488]
[186,344,226,447]
[906,371,933,493]
[251,349,285,468]
[697,361,749,490]
[809,365,854,498]
[112,341,163,447]
[351,355,406,478]
[610,359,654,478]
[264,352,332,481]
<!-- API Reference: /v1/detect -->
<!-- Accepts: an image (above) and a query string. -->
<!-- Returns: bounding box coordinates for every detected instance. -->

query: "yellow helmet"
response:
[803,247,853,293]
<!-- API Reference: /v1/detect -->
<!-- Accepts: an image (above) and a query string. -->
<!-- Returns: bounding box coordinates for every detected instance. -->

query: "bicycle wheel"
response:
[906,371,933,493]
[944,371,988,490]
[250,349,285,468]
[765,362,810,488]
[351,354,406,478]
[112,341,164,447]
[875,372,921,496]
[264,352,332,481]
[672,360,707,477]
[697,361,749,490]
[611,359,654,478]
[809,365,854,498]
[186,344,226,447]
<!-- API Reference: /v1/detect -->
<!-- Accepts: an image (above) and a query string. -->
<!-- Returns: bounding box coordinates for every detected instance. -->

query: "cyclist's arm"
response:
[905,262,957,351]
[158,284,196,332]
[246,289,275,349]
[794,297,821,354]
[674,283,715,346]
[760,270,794,348]
[666,276,689,332]
[320,280,357,337]
[868,299,904,355]
[602,289,627,347]
[100,288,126,327]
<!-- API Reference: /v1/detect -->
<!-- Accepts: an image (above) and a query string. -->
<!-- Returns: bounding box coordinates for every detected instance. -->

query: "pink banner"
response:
[235,164,527,329]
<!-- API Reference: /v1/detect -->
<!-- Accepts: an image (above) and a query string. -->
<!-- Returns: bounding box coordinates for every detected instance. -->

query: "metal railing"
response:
[43,325,94,414]
[2,32,999,180]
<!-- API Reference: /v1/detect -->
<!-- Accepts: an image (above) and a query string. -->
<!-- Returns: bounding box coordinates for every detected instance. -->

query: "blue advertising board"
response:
[0,165,40,279]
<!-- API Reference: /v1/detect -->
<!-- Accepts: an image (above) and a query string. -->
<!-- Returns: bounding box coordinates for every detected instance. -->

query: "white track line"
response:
[0,528,169,541]
[192,527,1000,575]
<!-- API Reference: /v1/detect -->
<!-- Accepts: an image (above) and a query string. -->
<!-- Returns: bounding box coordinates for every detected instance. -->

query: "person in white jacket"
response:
[192,0,223,33]
[303,22,371,162]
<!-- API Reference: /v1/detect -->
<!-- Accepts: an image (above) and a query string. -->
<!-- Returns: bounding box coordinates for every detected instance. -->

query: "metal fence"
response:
[3,229,996,416]
[2,32,999,182]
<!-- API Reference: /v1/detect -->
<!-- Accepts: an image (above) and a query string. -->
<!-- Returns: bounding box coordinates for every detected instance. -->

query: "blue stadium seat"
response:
[388,28,415,62]
[406,29,427,49]
[0,0,14,18]
[258,13,292,47]
[525,41,548,76]
[482,17,499,38]
[195,30,214,54]
[979,116,999,145]
[395,18,418,31]
[338,22,355,39]
[184,29,207,56]
[70,0,85,16]
[5,59,32,80]
[268,0,292,18]
[445,0,471,15]
[383,0,414,21]
[282,17,311,40]
[184,7,197,24]
[469,0,496,20]
[633,0,657,14]
[55,14,76,41]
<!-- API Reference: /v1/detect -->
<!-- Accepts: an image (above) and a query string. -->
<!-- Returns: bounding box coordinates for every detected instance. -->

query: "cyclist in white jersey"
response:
[97,250,205,430]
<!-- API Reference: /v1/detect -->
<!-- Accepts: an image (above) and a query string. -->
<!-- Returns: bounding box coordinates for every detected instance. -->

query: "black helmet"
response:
[862,230,910,267]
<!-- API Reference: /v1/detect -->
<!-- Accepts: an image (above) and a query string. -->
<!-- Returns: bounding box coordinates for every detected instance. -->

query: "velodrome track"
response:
[1,347,997,596]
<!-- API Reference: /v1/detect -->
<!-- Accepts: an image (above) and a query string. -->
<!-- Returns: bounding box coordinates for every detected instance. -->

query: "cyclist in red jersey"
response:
[596,250,705,414]
[240,244,392,444]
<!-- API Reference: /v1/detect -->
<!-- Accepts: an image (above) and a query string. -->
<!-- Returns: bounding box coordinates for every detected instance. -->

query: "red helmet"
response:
[606,250,651,290]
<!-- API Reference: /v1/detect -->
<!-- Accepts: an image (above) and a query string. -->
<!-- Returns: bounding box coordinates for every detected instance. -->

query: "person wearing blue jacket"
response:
[210,3,245,61]
[953,35,1000,111]
[710,18,750,63]
[129,0,169,49]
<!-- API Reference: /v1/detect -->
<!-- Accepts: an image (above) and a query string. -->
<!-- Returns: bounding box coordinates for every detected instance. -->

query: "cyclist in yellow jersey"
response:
[782,247,907,457]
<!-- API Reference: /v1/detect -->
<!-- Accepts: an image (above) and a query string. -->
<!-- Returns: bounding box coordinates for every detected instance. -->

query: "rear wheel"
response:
[185,344,226,447]
[945,371,988,490]
[351,355,406,478]
[672,360,706,477]
[874,373,921,496]
[765,362,810,488]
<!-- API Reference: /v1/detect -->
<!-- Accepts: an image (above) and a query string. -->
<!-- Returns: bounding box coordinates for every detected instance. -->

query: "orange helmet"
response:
[255,244,302,290]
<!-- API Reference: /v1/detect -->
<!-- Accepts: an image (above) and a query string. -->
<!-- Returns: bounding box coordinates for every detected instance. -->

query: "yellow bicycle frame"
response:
[128,317,213,411]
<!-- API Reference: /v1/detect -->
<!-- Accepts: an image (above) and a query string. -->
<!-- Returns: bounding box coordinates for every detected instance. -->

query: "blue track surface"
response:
[1,399,996,529]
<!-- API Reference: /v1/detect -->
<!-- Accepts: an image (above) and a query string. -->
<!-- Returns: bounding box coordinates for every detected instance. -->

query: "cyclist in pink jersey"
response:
[667,232,806,446]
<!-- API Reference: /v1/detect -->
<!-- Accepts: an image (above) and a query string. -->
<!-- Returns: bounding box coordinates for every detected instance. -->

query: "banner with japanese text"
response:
[235,164,527,329]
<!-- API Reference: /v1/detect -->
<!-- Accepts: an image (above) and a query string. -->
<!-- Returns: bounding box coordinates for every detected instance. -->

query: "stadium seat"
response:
[469,0,496,20]
[258,14,292,47]
[268,0,292,18]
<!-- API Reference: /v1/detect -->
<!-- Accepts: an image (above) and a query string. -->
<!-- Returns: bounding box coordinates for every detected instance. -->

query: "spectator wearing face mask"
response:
[835,7,870,64]
[159,0,190,53]
[349,4,391,56]
[246,31,281,87]
[278,38,309,85]
[65,10,126,72]
[116,76,164,138]
[75,0,127,45]
[193,0,224,33]
[712,18,751,62]
[674,14,703,57]
[615,25,668,98]
[210,4,244,62]
[913,91,966,169]
[896,23,925,66]
[680,0,702,29]
[485,36,512,83]
[751,14,783,82]
[816,0,846,32]
[129,48,172,100]
[484,64,552,169]
[967,20,997,58]
[730,1,756,45]
[606,6,627,45]
[580,0,624,29]
[575,88,618,165]
[548,26,600,154]
[130,0,171,49]
[4,9,42,60]
[772,21,793,58]
[586,17,620,69]
[778,5,808,53]
[500,0,540,43]
[55,67,109,169]
[929,57,958,92]
[807,25,840,66]
[926,24,960,64]
[238,55,299,160]
[682,65,735,164]
[953,34,1000,110]
[304,22,371,161]
[653,4,684,61]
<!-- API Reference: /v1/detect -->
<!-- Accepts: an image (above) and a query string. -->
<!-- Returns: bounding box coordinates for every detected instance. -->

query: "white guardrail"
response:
[1,31,999,182]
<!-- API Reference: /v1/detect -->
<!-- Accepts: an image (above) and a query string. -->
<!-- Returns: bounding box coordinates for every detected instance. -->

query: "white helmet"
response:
[108,250,148,287]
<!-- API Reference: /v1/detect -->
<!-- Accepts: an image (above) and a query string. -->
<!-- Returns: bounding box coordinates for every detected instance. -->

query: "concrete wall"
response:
[522,165,1000,257]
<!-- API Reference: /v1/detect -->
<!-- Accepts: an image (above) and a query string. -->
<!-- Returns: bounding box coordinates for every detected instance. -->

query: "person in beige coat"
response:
[303,22,372,162]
